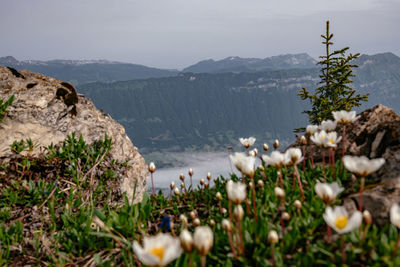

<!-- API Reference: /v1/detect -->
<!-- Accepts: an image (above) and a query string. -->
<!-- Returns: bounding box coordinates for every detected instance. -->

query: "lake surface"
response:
[150,152,262,191]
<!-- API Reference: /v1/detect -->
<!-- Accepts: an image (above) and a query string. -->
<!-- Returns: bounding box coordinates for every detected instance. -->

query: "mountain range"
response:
[0,56,178,85]
[2,52,399,159]
[182,53,317,73]
[0,53,317,85]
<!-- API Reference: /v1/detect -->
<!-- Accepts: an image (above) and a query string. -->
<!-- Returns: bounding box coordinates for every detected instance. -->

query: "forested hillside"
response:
[78,53,400,154]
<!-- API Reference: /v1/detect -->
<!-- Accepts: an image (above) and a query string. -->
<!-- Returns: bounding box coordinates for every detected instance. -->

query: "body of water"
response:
[150,151,262,192]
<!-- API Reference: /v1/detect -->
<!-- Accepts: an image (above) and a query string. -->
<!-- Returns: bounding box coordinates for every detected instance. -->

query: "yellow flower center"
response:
[329,138,334,144]
[335,215,348,230]
[150,247,165,261]
[320,135,326,141]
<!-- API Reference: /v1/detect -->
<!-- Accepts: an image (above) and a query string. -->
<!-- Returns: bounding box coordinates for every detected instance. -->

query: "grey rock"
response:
[291,104,400,225]
[0,66,147,203]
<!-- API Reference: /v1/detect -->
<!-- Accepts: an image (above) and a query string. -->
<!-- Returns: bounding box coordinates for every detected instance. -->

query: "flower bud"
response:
[248,150,256,157]
[148,162,156,173]
[234,205,244,220]
[216,192,223,201]
[222,208,227,214]
[180,214,188,225]
[174,187,180,196]
[193,218,201,227]
[282,212,290,221]
[257,179,264,188]
[207,172,211,181]
[170,181,175,190]
[190,210,197,220]
[200,179,205,186]
[222,219,232,231]
[204,183,209,189]
[253,148,258,156]
[300,136,307,145]
[258,165,264,171]
[194,226,213,256]
[273,140,279,150]
[274,187,285,199]
[263,143,269,151]
[179,173,185,181]
[181,182,185,188]
[363,210,372,225]
[213,178,217,184]
[188,168,194,176]
[209,219,216,227]
[293,200,302,209]
[249,181,254,188]
[180,229,194,252]
[268,230,279,244]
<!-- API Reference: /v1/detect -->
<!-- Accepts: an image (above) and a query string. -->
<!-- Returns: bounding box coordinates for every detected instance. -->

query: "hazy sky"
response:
[0,0,398,69]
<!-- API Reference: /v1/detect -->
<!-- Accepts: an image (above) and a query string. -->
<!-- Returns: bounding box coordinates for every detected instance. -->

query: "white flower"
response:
[174,187,180,196]
[315,182,344,202]
[194,226,213,256]
[262,151,288,169]
[229,152,255,178]
[333,110,359,124]
[268,230,279,244]
[325,131,342,148]
[310,130,328,147]
[285,148,303,165]
[179,214,188,225]
[248,150,256,157]
[239,137,256,148]
[294,200,302,209]
[233,205,244,220]
[323,206,362,234]
[180,229,194,252]
[221,219,232,231]
[343,155,385,177]
[390,204,400,228]
[306,125,319,136]
[133,233,182,267]
[274,187,285,198]
[149,162,156,173]
[226,180,246,204]
[319,120,337,132]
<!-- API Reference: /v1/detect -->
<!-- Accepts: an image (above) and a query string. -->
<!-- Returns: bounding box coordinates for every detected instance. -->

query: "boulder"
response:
[0,66,147,204]
[292,105,400,225]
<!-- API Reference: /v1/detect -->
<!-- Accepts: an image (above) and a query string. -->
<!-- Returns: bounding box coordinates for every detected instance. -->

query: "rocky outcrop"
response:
[341,105,400,225]
[293,105,400,225]
[0,66,147,203]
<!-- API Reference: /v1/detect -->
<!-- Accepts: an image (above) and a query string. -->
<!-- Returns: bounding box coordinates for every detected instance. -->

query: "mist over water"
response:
[151,152,262,191]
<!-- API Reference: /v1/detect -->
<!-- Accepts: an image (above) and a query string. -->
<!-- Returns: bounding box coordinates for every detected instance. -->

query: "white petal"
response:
[390,204,400,228]
[162,237,182,265]
[340,211,362,234]
[133,241,160,266]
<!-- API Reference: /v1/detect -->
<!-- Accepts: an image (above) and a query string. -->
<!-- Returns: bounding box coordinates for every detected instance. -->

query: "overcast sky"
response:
[0,0,398,69]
